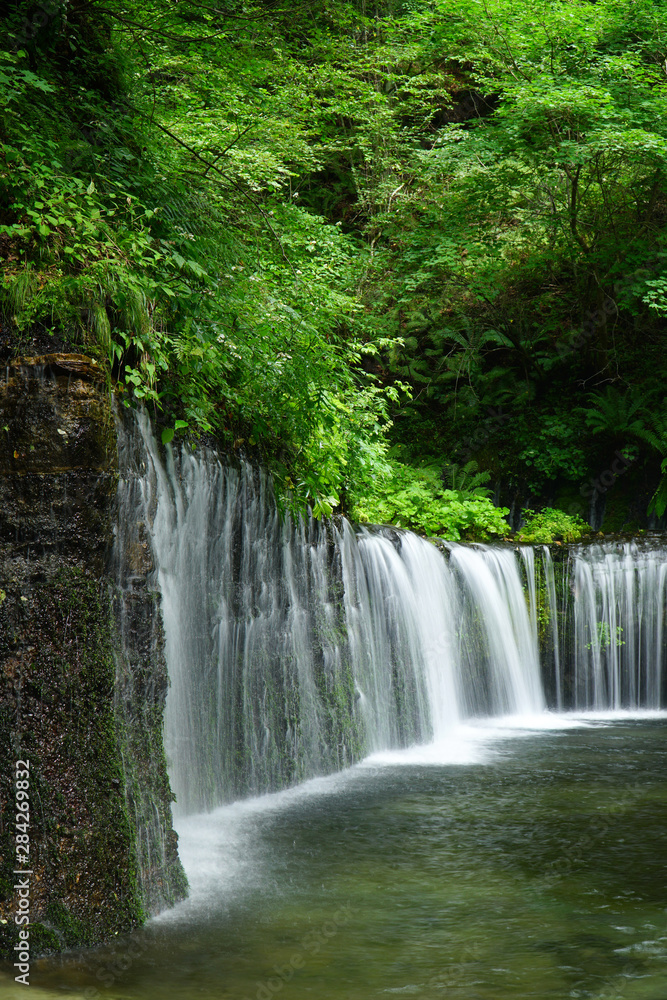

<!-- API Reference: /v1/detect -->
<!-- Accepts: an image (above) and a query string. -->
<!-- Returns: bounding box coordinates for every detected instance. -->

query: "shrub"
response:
[350,461,510,541]
[516,508,590,544]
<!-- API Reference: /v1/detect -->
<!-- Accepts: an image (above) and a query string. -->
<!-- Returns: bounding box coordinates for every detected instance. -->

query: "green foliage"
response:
[442,460,492,496]
[0,2,401,516]
[517,415,588,490]
[352,0,667,513]
[585,623,625,651]
[350,460,510,540]
[633,410,667,517]
[516,508,590,544]
[648,457,667,518]
[580,389,645,439]
[3,0,667,528]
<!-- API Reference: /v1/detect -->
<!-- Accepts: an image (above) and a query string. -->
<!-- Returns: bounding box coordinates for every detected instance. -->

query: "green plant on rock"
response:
[516,508,590,544]
[585,622,625,651]
[350,459,509,540]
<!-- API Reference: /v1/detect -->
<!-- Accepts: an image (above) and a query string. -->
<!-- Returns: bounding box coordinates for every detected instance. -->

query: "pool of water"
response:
[4,715,667,999]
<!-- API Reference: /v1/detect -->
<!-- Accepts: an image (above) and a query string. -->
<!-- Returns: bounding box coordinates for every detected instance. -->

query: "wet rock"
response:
[0,358,186,959]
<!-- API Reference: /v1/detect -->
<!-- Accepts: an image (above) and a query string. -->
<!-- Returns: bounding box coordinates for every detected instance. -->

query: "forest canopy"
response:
[2,0,667,536]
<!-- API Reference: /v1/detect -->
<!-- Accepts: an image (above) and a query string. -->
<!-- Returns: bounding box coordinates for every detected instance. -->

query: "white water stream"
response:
[120,415,667,820]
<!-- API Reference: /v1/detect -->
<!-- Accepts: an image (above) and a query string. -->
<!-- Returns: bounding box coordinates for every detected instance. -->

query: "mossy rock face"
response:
[0,360,186,959]
[0,561,143,953]
[113,580,189,914]
[0,359,117,571]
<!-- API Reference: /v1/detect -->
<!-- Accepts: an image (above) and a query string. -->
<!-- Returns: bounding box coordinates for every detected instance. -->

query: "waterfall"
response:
[568,541,667,710]
[112,415,188,913]
[541,546,562,710]
[117,415,667,819]
[121,416,545,814]
[448,543,544,716]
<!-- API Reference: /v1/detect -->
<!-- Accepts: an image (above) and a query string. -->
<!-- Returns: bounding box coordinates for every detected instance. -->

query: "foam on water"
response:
[118,413,667,833]
[153,707,667,925]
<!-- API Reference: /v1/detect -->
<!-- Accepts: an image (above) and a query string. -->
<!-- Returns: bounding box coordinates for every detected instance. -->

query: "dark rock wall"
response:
[112,422,188,916]
[0,358,185,958]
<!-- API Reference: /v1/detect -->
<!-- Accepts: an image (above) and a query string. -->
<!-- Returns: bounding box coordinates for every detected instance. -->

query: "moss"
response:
[113,590,188,912]
[0,568,144,944]
[26,922,62,954]
[44,902,95,949]
[0,564,156,956]
[0,359,186,959]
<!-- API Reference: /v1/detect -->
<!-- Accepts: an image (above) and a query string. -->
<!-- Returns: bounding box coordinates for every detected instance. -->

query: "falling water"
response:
[447,543,544,716]
[569,541,667,709]
[541,546,563,709]
[112,420,188,913]
[120,416,546,814]
[117,415,667,819]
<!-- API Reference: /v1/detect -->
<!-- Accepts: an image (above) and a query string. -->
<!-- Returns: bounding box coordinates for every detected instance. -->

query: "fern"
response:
[442,460,492,497]
[581,387,645,437]
[636,412,667,456]
[648,459,667,518]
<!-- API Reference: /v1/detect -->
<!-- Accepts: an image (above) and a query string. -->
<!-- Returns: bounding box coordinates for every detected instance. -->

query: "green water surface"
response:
[4,718,667,1000]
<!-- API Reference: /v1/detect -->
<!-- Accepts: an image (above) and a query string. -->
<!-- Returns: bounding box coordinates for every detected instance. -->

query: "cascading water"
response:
[567,541,667,709]
[448,543,544,716]
[130,414,360,814]
[541,546,563,710]
[112,420,188,913]
[117,414,667,821]
[121,415,546,815]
